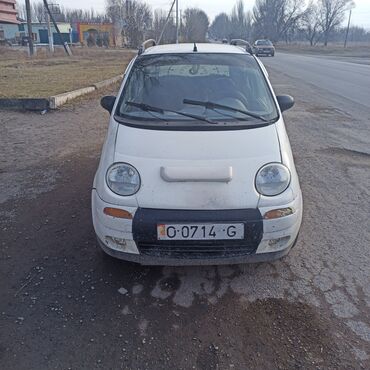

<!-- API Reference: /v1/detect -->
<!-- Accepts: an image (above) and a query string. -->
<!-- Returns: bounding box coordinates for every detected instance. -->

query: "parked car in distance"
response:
[254,39,275,57]
[230,39,255,55]
[93,41,302,266]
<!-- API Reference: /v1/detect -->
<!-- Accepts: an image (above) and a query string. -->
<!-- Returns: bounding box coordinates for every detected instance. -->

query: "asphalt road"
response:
[262,52,370,109]
[1,56,370,369]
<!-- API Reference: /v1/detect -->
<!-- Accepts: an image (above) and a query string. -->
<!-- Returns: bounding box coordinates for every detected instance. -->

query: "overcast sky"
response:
[57,0,370,28]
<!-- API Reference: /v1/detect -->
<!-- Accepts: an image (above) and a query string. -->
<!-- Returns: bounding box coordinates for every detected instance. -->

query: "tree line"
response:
[105,0,210,46]
[17,0,370,47]
[17,2,109,24]
[211,0,365,46]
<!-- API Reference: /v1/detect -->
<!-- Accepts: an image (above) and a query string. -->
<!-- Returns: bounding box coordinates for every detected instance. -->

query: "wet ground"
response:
[1,62,369,369]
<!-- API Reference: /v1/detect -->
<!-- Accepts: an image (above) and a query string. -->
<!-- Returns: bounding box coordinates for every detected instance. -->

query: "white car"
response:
[92,41,303,265]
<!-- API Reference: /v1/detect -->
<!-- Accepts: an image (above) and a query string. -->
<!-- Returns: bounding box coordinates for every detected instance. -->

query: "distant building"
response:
[21,22,72,45]
[0,0,18,24]
[1,21,73,44]
[76,22,119,47]
[0,0,19,41]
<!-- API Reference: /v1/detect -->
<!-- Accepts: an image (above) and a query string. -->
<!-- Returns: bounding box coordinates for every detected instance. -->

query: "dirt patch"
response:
[304,106,353,119]
[169,296,359,370]
[277,43,370,59]
[159,275,181,292]
[0,48,134,98]
[320,147,370,160]
[237,299,351,369]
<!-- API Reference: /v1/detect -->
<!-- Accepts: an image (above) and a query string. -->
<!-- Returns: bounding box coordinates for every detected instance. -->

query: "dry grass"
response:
[0,47,135,98]
[276,42,370,58]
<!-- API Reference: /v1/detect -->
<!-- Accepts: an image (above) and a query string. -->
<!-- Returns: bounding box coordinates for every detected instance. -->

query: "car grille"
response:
[137,242,256,259]
[133,208,263,260]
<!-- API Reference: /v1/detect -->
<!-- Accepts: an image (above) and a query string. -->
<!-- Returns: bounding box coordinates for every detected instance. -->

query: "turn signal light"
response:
[264,207,293,220]
[103,207,133,219]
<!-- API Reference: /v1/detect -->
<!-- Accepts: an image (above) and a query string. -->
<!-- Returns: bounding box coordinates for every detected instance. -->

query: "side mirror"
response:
[277,95,294,112]
[101,95,116,113]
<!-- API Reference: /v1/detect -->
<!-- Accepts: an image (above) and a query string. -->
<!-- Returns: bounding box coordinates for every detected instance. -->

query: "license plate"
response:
[157,223,244,241]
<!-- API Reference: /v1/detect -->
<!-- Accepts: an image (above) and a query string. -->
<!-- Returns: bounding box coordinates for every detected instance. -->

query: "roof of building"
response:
[143,43,248,56]
[21,21,71,26]
[0,0,19,24]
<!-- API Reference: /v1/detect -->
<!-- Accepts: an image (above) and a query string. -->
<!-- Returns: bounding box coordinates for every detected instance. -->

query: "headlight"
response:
[106,163,141,196]
[255,163,291,196]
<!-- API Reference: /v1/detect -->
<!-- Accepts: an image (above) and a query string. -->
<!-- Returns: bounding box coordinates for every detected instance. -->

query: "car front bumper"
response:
[92,190,302,266]
[256,49,274,55]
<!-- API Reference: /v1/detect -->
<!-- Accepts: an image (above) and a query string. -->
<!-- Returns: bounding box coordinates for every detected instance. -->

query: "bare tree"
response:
[253,0,304,42]
[33,2,45,23]
[210,1,253,42]
[63,8,109,23]
[125,1,152,47]
[153,9,176,43]
[346,26,370,43]
[229,0,253,40]
[105,0,127,47]
[16,2,26,21]
[106,0,125,24]
[301,1,322,45]
[209,13,230,40]
[183,8,209,42]
[318,0,353,46]
[105,0,152,47]
[23,1,109,23]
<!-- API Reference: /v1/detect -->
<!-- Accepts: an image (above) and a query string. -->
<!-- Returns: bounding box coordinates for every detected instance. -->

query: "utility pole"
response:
[180,9,182,36]
[43,0,72,56]
[176,0,179,44]
[344,9,352,48]
[46,12,54,53]
[25,0,34,56]
[157,0,176,44]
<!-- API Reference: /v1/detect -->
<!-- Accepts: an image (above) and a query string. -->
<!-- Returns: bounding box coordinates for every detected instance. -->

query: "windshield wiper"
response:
[126,102,218,124]
[183,99,268,122]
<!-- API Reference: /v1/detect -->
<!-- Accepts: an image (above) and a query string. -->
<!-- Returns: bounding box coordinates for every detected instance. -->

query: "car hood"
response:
[114,123,281,210]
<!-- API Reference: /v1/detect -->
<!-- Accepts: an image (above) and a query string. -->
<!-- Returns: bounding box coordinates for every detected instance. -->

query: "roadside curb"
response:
[49,86,96,110]
[0,74,123,112]
[0,98,49,111]
[92,75,123,90]
[49,74,123,110]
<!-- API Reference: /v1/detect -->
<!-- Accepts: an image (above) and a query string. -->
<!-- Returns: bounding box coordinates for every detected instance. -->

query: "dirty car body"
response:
[92,43,302,265]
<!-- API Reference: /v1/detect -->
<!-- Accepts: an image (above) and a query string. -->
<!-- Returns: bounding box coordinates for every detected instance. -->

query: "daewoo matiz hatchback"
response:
[92,41,302,265]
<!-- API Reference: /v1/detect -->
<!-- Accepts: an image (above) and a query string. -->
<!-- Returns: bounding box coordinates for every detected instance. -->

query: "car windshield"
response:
[256,40,272,46]
[116,53,278,126]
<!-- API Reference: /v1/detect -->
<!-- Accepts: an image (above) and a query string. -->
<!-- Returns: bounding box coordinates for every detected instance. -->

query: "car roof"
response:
[142,43,249,56]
